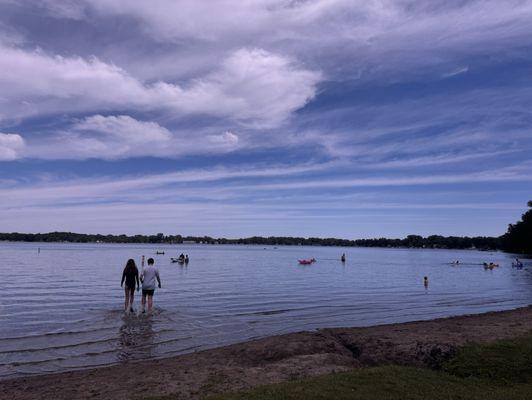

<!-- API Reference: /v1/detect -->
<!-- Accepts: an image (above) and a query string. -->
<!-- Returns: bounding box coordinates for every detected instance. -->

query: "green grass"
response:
[206,366,532,400]
[148,334,532,400]
[443,334,532,384]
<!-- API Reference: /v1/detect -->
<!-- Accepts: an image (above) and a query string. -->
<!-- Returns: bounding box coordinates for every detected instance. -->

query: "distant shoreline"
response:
[2,306,532,400]
[0,240,503,250]
[0,231,501,251]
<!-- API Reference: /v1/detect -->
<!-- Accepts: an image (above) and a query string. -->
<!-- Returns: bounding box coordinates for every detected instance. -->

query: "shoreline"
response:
[2,306,532,400]
[0,233,505,252]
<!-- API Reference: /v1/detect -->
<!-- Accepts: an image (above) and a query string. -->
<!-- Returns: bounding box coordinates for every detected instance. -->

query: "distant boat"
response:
[298,258,315,265]
[156,251,165,255]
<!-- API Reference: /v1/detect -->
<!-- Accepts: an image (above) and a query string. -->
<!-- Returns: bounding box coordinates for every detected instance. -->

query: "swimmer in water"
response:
[424,276,429,288]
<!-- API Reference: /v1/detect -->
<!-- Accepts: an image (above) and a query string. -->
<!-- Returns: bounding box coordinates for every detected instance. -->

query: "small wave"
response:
[238,309,295,316]
[0,336,119,355]
[0,326,117,341]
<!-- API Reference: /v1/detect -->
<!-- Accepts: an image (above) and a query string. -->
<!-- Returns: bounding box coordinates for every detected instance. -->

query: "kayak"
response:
[299,259,313,265]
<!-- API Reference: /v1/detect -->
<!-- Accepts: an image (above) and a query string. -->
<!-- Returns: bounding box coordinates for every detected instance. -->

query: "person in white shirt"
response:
[140,258,161,313]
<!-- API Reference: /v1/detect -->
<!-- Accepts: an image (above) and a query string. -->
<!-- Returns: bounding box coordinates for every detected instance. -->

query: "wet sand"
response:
[2,306,532,400]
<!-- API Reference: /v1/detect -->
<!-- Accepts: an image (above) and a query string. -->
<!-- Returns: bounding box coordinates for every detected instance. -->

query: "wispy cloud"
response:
[1,1,531,236]
[0,161,343,206]
[442,66,469,78]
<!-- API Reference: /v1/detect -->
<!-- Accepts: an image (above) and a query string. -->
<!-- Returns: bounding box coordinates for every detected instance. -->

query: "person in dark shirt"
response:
[121,259,140,313]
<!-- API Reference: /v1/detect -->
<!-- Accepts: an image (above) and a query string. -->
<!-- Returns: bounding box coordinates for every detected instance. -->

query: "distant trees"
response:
[0,231,501,250]
[11,201,532,254]
[501,200,532,254]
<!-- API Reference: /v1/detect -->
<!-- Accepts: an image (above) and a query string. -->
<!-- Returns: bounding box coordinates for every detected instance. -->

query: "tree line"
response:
[500,200,532,254]
[0,201,530,253]
[0,232,501,250]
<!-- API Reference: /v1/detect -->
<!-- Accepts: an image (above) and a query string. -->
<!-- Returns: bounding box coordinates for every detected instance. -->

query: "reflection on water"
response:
[0,242,530,380]
[117,314,155,362]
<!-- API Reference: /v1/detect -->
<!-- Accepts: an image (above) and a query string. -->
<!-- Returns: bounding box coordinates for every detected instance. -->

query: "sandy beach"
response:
[2,306,532,400]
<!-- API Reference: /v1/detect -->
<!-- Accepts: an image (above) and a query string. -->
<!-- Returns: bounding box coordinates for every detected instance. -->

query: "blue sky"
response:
[0,0,531,238]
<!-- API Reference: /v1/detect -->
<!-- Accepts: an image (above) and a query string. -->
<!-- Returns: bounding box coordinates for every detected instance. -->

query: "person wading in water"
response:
[121,259,140,313]
[140,258,161,313]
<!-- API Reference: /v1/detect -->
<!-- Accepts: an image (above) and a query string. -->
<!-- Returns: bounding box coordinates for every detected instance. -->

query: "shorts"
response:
[125,283,136,291]
[142,289,155,296]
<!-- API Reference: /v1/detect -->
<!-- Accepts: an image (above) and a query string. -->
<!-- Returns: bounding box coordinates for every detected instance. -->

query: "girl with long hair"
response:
[121,259,140,312]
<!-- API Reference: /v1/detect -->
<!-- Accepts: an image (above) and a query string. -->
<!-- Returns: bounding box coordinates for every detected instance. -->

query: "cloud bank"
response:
[1,0,532,236]
[0,45,320,129]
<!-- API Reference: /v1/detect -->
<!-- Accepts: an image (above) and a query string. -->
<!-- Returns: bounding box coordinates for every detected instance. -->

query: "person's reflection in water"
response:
[117,314,156,362]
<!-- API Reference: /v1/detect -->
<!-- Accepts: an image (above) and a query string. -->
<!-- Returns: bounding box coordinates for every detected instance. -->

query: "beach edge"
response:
[2,305,532,399]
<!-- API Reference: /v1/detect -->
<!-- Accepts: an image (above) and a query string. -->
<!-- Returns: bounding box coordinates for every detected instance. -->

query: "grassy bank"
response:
[206,368,532,399]
[208,335,532,400]
[152,334,532,400]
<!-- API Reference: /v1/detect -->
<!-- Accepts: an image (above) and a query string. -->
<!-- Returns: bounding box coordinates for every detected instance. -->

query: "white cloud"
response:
[1,0,531,162]
[51,115,172,159]
[176,48,321,127]
[208,131,239,146]
[21,115,241,160]
[0,45,320,128]
[74,115,172,143]
[75,0,532,80]
[0,132,24,161]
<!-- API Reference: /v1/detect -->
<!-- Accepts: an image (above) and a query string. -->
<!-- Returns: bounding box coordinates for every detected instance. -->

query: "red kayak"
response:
[298,259,313,265]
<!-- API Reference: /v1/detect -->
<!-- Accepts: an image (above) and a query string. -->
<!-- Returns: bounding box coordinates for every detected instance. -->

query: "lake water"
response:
[0,242,530,380]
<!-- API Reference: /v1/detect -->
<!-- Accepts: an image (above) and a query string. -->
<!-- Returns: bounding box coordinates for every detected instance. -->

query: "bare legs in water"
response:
[124,287,135,312]
[141,293,154,313]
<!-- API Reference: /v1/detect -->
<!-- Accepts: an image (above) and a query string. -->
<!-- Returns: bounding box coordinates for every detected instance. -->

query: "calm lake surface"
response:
[0,242,530,379]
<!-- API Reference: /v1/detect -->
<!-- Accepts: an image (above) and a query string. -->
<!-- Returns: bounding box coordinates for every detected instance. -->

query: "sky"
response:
[0,0,531,238]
